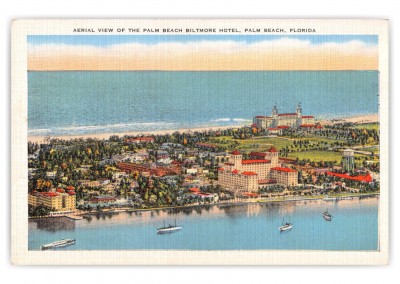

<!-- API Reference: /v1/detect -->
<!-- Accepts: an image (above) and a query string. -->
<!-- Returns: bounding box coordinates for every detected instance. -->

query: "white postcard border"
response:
[11,19,389,265]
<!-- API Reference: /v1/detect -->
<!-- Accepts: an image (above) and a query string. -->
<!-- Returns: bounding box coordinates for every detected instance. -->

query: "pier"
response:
[65,215,84,220]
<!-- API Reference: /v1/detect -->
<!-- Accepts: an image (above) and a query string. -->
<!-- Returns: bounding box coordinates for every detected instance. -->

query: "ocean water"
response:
[28,71,379,136]
[28,197,379,251]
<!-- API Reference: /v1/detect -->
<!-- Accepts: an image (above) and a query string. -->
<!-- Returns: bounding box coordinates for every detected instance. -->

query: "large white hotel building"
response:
[253,104,315,131]
[217,148,298,193]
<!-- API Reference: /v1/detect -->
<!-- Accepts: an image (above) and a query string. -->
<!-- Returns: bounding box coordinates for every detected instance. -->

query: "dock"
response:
[65,215,84,220]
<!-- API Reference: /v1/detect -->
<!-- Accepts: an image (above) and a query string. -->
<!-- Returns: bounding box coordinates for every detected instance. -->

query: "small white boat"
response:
[323,210,332,221]
[339,196,353,200]
[157,220,182,234]
[41,239,75,250]
[279,217,293,232]
[323,195,337,201]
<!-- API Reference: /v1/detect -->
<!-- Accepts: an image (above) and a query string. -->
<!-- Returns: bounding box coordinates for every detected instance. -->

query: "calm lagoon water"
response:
[28,197,379,251]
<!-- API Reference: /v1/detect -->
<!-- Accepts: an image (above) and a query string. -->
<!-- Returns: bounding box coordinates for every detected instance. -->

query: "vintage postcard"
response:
[11,19,389,265]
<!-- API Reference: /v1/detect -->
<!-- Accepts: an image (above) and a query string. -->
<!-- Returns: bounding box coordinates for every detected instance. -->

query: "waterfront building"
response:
[253,103,316,130]
[28,191,76,211]
[270,167,298,186]
[89,196,117,203]
[218,148,298,192]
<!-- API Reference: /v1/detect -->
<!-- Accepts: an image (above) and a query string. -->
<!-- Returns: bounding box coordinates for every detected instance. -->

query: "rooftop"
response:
[267,147,278,153]
[326,171,372,183]
[278,113,297,117]
[242,159,270,164]
[271,167,297,173]
[241,171,258,176]
[249,152,267,157]
[231,150,241,155]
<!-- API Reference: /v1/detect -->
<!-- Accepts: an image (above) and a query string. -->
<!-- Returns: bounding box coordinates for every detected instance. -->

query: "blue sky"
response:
[28,34,378,46]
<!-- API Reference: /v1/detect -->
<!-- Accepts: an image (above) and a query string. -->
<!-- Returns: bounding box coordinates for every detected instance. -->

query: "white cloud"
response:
[28,38,377,57]
[28,38,378,70]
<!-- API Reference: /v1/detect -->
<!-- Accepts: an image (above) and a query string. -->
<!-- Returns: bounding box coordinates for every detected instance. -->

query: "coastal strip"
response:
[28,114,379,143]
[28,192,379,220]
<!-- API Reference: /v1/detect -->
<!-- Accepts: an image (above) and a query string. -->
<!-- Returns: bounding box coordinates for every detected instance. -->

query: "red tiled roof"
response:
[189,187,200,192]
[242,159,270,164]
[224,162,234,166]
[302,115,314,118]
[326,172,373,182]
[271,167,297,173]
[315,124,323,129]
[67,186,75,191]
[56,188,65,193]
[249,152,267,158]
[268,147,278,153]
[40,192,59,197]
[232,169,240,174]
[243,192,259,197]
[278,113,297,117]
[300,124,315,128]
[241,171,258,176]
[67,191,76,195]
[277,125,290,129]
[268,128,280,131]
[218,167,225,171]
[231,150,241,155]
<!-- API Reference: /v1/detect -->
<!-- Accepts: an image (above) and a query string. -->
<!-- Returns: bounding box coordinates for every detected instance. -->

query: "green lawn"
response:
[287,150,343,163]
[352,123,380,131]
[358,146,380,153]
[209,136,294,152]
[210,135,340,153]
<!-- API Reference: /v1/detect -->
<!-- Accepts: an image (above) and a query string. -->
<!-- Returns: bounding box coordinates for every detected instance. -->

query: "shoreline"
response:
[27,125,240,144]
[319,113,379,125]
[28,192,379,220]
[27,113,379,143]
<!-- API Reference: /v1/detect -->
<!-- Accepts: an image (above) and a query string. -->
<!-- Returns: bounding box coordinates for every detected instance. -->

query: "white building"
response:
[253,104,315,130]
[218,148,298,192]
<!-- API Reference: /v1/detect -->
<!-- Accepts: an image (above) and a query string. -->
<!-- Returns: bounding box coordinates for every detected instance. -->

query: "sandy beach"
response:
[28,113,379,144]
[27,125,240,143]
[318,113,379,125]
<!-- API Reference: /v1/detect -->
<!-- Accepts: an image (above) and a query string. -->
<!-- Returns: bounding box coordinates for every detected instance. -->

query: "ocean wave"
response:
[211,118,231,122]
[232,118,251,122]
[28,122,177,136]
[28,128,51,135]
[56,122,174,132]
